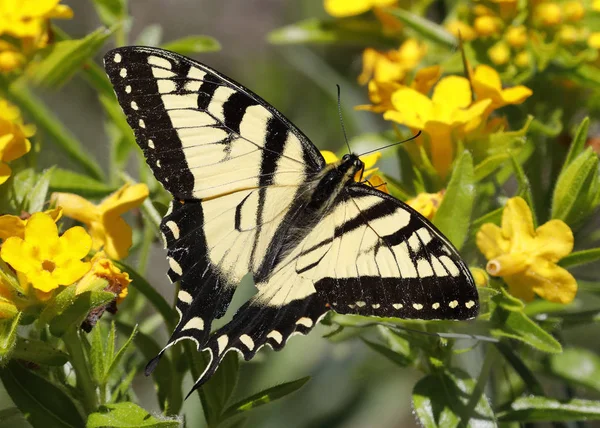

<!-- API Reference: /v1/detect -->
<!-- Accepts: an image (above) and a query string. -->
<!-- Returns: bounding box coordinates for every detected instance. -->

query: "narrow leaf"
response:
[558,248,600,268]
[48,291,115,337]
[494,342,544,396]
[28,27,114,88]
[27,168,54,213]
[0,361,85,428]
[161,36,221,54]
[510,154,536,227]
[221,377,310,421]
[562,117,590,174]
[361,338,412,367]
[0,313,21,362]
[87,402,180,427]
[498,397,600,422]
[549,348,600,393]
[386,8,457,48]
[433,151,475,249]
[105,324,138,383]
[49,168,117,198]
[491,308,562,354]
[268,18,393,46]
[12,337,69,366]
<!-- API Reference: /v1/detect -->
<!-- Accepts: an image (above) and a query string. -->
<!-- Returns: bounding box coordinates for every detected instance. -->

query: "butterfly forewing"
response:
[104,46,478,395]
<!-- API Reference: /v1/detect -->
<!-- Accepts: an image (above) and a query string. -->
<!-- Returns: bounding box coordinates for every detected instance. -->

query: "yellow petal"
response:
[501,197,535,250]
[51,192,99,225]
[359,151,381,170]
[367,174,389,194]
[431,76,472,110]
[24,213,59,258]
[499,86,532,105]
[57,226,92,263]
[411,65,442,95]
[1,237,38,274]
[321,150,340,164]
[100,183,149,218]
[52,260,91,286]
[473,64,502,93]
[389,87,432,128]
[453,99,492,125]
[0,162,12,185]
[504,273,536,302]
[477,223,509,260]
[533,219,574,262]
[102,216,133,260]
[27,269,59,293]
[47,4,73,19]
[526,259,577,304]
[0,215,25,240]
[325,0,373,17]
[3,136,31,163]
[424,125,453,179]
[44,206,63,222]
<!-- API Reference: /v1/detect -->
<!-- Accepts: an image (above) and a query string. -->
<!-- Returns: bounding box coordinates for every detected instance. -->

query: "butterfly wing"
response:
[190,183,478,391]
[104,46,325,362]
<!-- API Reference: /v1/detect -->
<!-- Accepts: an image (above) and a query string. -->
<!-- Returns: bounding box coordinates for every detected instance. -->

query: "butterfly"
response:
[104,46,479,394]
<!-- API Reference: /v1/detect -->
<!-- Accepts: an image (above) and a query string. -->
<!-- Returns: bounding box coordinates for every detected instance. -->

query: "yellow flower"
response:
[515,50,531,67]
[0,207,62,241]
[562,1,584,22]
[534,2,562,26]
[358,39,427,85]
[1,212,92,293]
[587,33,600,49]
[476,197,576,303]
[366,174,389,194]
[472,65,532,111]
[406,191,444,220]
[471,267,489,287]
[321,150,382,181]
[356,66,441,113]
[505,26,528,48]
[0,99,34,184]
[77,252,131,304]
[474,16,503,37]
[51,183,149,260]
[488,41,511,65]
[0,0,73,40]
[0,41,24,72]
[383,76,491,178]
[559,25,579,45]
[324,0,396,17]
[445,20,477,42]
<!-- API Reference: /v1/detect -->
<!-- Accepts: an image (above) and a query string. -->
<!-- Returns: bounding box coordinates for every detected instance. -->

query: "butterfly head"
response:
[340,153,364,183]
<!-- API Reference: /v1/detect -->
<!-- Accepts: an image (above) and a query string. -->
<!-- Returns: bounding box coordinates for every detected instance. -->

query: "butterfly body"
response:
[104,46,478,394]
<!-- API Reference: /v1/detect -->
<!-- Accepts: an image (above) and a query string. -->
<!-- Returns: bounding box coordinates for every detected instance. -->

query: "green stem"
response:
[0,76,105,180]
[466,346,498,413]
[63,328,98,414]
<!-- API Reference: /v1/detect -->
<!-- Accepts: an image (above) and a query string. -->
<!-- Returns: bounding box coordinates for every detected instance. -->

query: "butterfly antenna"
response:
[336,84,352,154]
[359,130,422,156]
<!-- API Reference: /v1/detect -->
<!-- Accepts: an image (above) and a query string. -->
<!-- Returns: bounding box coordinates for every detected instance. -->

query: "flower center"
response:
[42,259,56,273]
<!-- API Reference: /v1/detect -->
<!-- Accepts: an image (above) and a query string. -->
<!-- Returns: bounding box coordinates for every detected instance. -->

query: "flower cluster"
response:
[446,0,600,72]
[0,0,73,72]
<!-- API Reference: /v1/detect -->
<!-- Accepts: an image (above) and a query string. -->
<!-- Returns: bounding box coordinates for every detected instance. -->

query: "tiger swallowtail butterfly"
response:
[104,46,478,395]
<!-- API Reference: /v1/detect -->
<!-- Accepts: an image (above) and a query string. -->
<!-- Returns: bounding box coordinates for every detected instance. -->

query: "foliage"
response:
[0,0,599,427]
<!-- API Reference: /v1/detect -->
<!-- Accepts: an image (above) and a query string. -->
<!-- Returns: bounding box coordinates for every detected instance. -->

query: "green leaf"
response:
[0,360,85,428]
[558,247,600,268]
[497,397,600,422]
[433,151,475,250]
[195,351,239,426]
[491,307,562,354]
[113,261,176,331]
[12,337,69,366]
[268,18,393,46]
[551,147,599,227]
[361,338,412,367]
[89,322,106,385]
[412,369,495,427]
[105,324,138,383]
[114,321,182,414]
[161,36,221,55]
[474,154,509,182]
[0,313,21,362]
[49,168,117,198]
[561,117,590,174]
[549,347,600,392]
[48,291,116,337]
[221,377,310,421]
[386,8,457,48]
[87,402,181,427]
[28,27,114,88]
[91,0,126,27]
[27,168,54,213]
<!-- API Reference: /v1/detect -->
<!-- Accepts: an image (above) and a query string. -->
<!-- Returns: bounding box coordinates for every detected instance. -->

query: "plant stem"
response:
[63,328,98,414]
[466,346,498,414]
